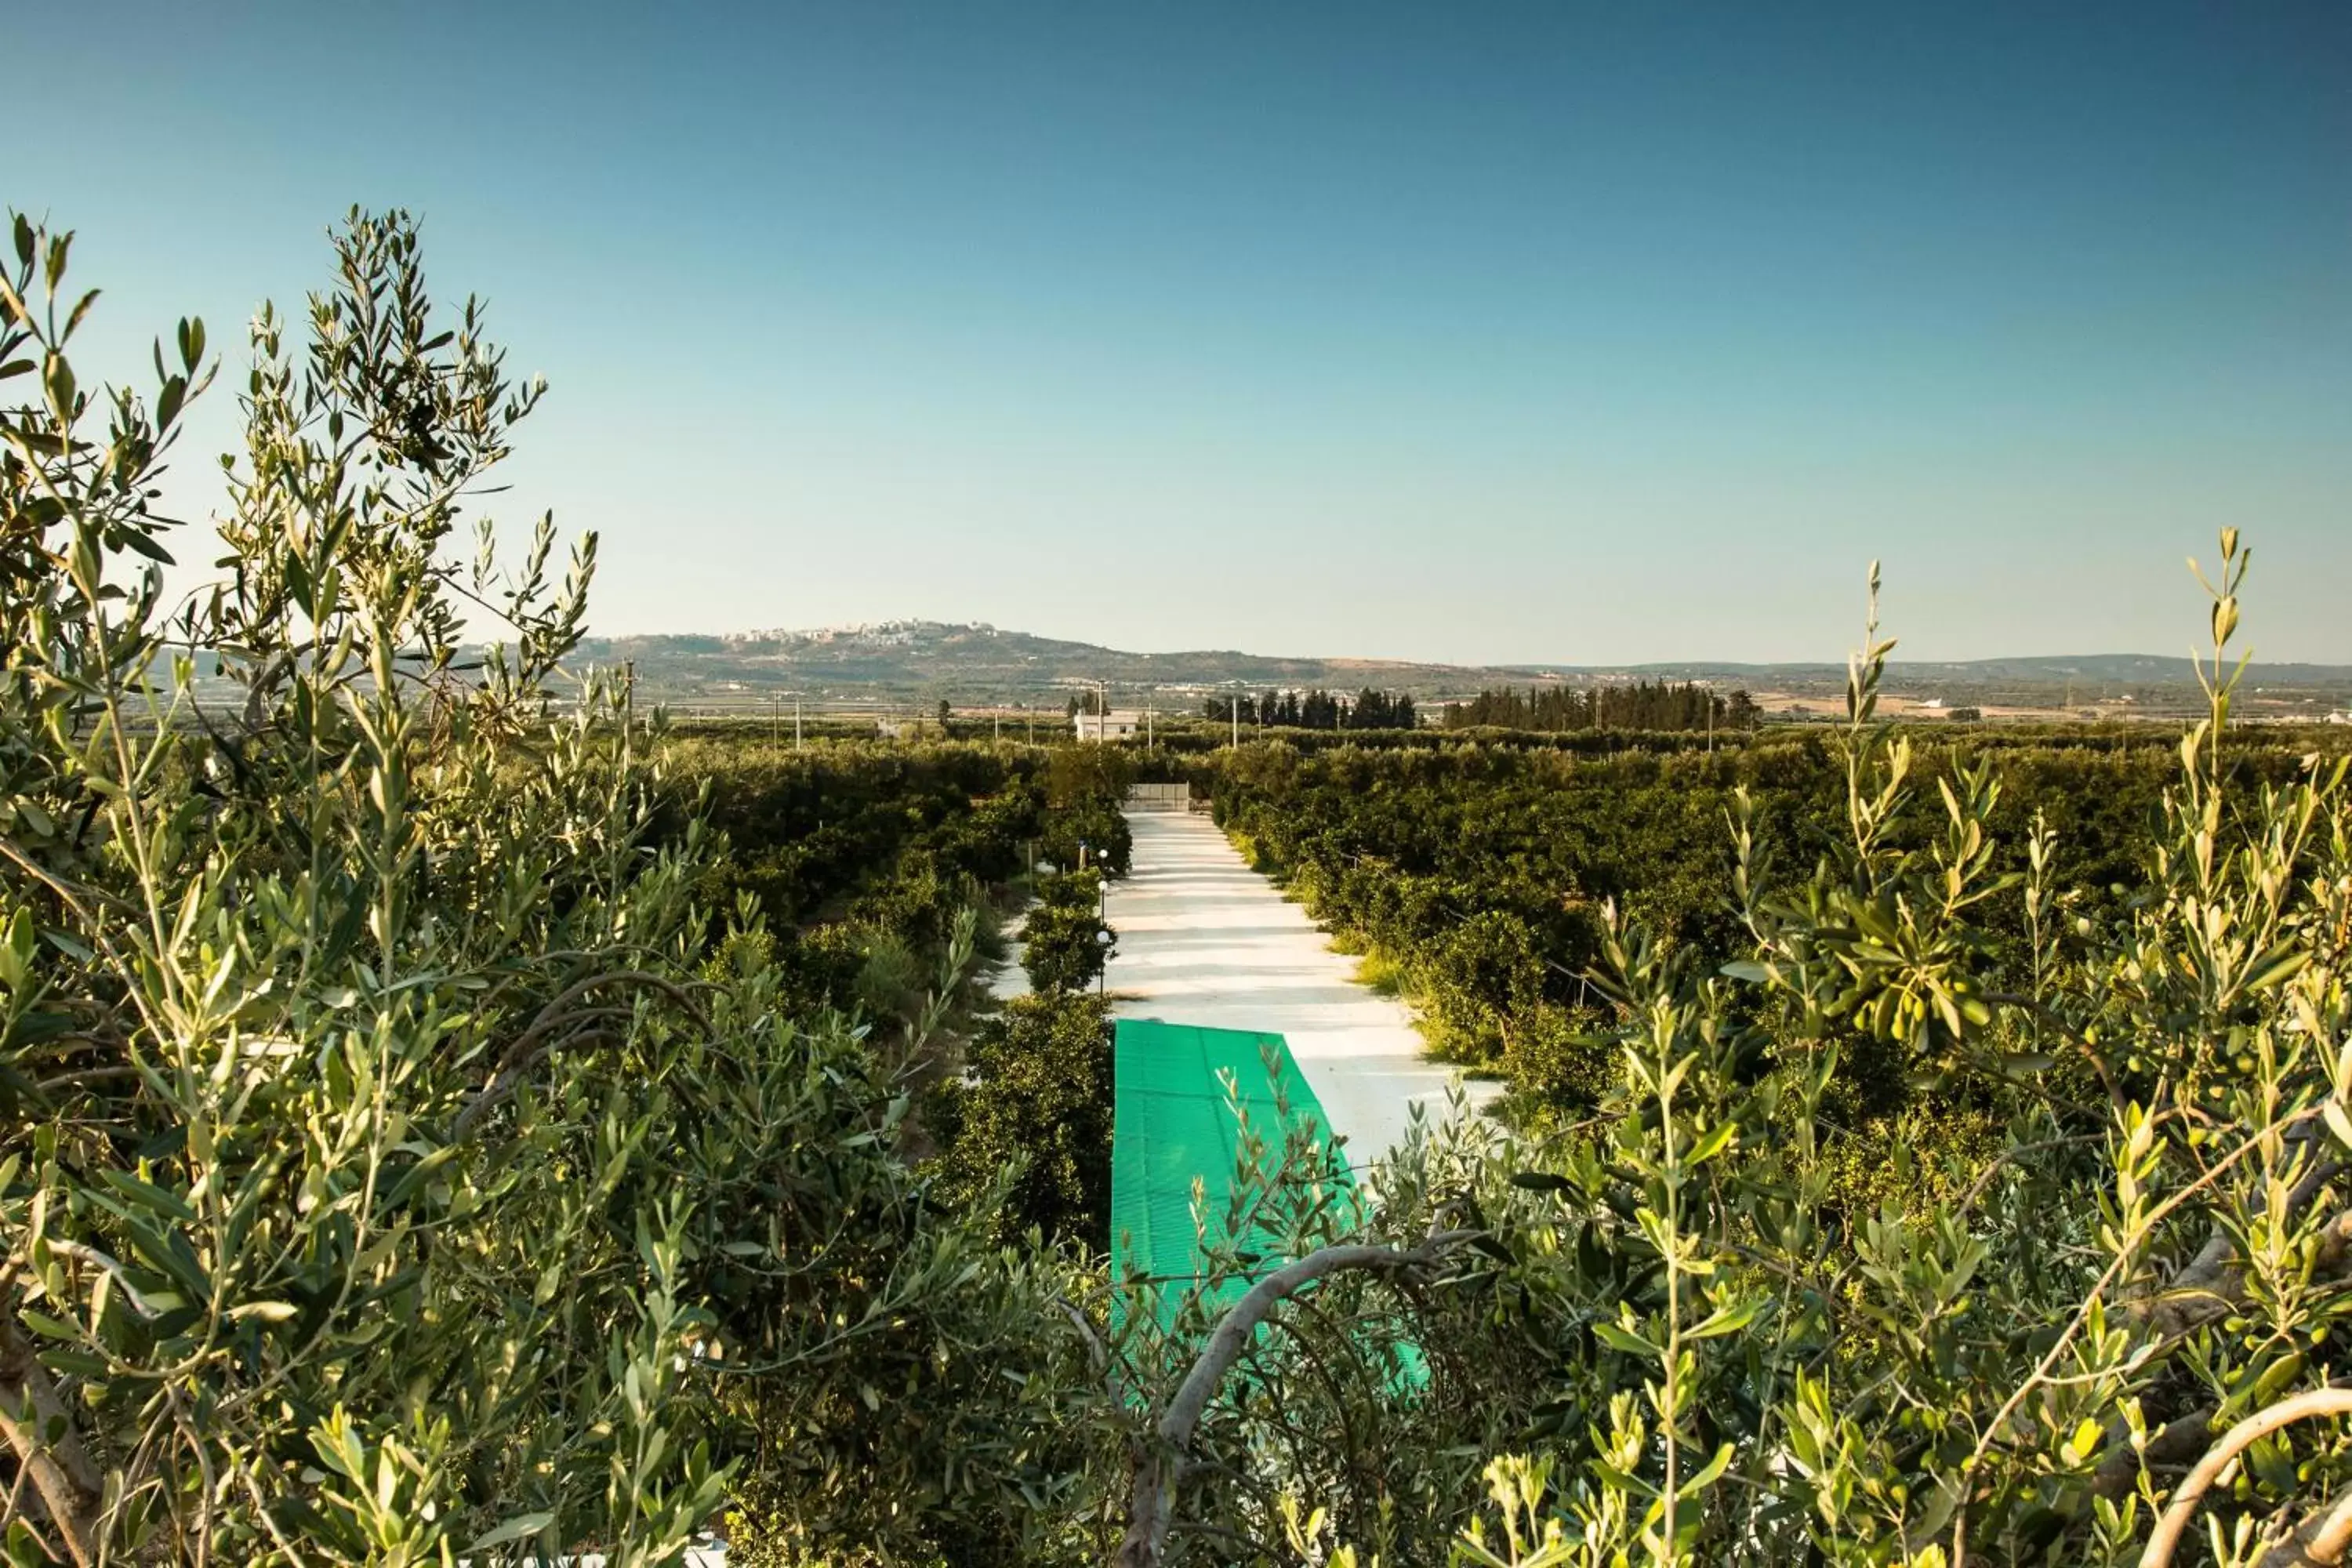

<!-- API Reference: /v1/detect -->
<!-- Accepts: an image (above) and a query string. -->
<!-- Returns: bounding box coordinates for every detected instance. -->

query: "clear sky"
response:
[18,2,2350,664]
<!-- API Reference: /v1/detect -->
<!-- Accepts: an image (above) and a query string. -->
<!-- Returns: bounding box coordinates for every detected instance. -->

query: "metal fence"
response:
[1126,782,1193,813]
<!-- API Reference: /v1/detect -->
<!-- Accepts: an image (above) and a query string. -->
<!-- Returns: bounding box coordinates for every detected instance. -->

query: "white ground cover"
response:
[985,904,1033,1000]
[1104,811,1495,1169]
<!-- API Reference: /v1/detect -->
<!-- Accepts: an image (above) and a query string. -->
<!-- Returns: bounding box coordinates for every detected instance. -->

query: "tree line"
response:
[1439,677,1759,732]
[1200,728,2254,1115]
[1203,686,1419,730]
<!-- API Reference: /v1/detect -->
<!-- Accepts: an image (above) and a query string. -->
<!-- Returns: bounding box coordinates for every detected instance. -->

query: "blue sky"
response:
[19,2,2350,663]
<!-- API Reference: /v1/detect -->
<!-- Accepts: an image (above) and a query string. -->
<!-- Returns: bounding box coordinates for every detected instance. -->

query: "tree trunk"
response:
[1,1308,105,1567]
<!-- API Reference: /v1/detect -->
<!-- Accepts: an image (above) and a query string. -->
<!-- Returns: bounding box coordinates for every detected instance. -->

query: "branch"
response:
[1,1309,104,1568]
[1982,992,2125,1115]
[1954,1103,2324,1567]
[2260,1485,2352,1567]
[2092,1406,2212,1501]
[0,834,129,924]
[43,1239,158,1319]
[2142,1388,2352,1568]
[450,970,710,1140]
[1051,1295,1125,1406]
[1113,1229,1483,1568]
[2141,1157,2347,1341]
[1955,1133,2103,1221]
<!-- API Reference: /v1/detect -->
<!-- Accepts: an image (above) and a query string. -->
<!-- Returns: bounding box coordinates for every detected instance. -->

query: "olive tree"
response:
[2,212,1095,1567]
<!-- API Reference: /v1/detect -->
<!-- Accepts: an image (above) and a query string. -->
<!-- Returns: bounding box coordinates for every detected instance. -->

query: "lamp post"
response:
[1095,866,1112,999]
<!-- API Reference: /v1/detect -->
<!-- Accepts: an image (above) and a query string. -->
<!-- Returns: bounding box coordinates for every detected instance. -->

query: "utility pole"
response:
[1146,706,1153,747]
[1232,696,1240,749]
[769,692,780,755]
[794,695,803,750]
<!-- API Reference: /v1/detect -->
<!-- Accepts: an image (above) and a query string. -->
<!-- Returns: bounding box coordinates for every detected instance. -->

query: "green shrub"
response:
[931,992,1116,1248]
[1494,1000,1615,1120]
[1041,745,1134,874]
[1200,695,2326,1118]
[1022,869,1113,994]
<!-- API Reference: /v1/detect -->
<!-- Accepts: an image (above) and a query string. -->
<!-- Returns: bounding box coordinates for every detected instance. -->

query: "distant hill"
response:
[576,621,2352,713]
[579,621,1519,705]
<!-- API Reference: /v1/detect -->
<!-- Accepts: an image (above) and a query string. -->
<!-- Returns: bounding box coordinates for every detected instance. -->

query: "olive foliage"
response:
[0,212,1090,1566]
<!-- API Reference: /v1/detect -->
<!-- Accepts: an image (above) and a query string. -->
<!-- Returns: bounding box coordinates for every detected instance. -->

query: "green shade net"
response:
[1110,1018,1426,1389]
[1111,1019,1352,1327]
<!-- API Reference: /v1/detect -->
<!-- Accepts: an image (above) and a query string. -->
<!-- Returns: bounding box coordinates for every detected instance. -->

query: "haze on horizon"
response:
[19,2,2350,666]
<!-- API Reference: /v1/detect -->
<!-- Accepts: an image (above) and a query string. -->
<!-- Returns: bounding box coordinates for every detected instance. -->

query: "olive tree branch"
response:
[1114,1228,1483,1568]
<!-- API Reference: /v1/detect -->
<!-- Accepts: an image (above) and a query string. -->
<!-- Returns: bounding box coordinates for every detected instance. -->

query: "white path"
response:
[1104,811,1493,1167]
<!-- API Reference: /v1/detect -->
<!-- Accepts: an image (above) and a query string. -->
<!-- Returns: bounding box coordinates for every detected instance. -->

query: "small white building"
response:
[1074,710,1144,741]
